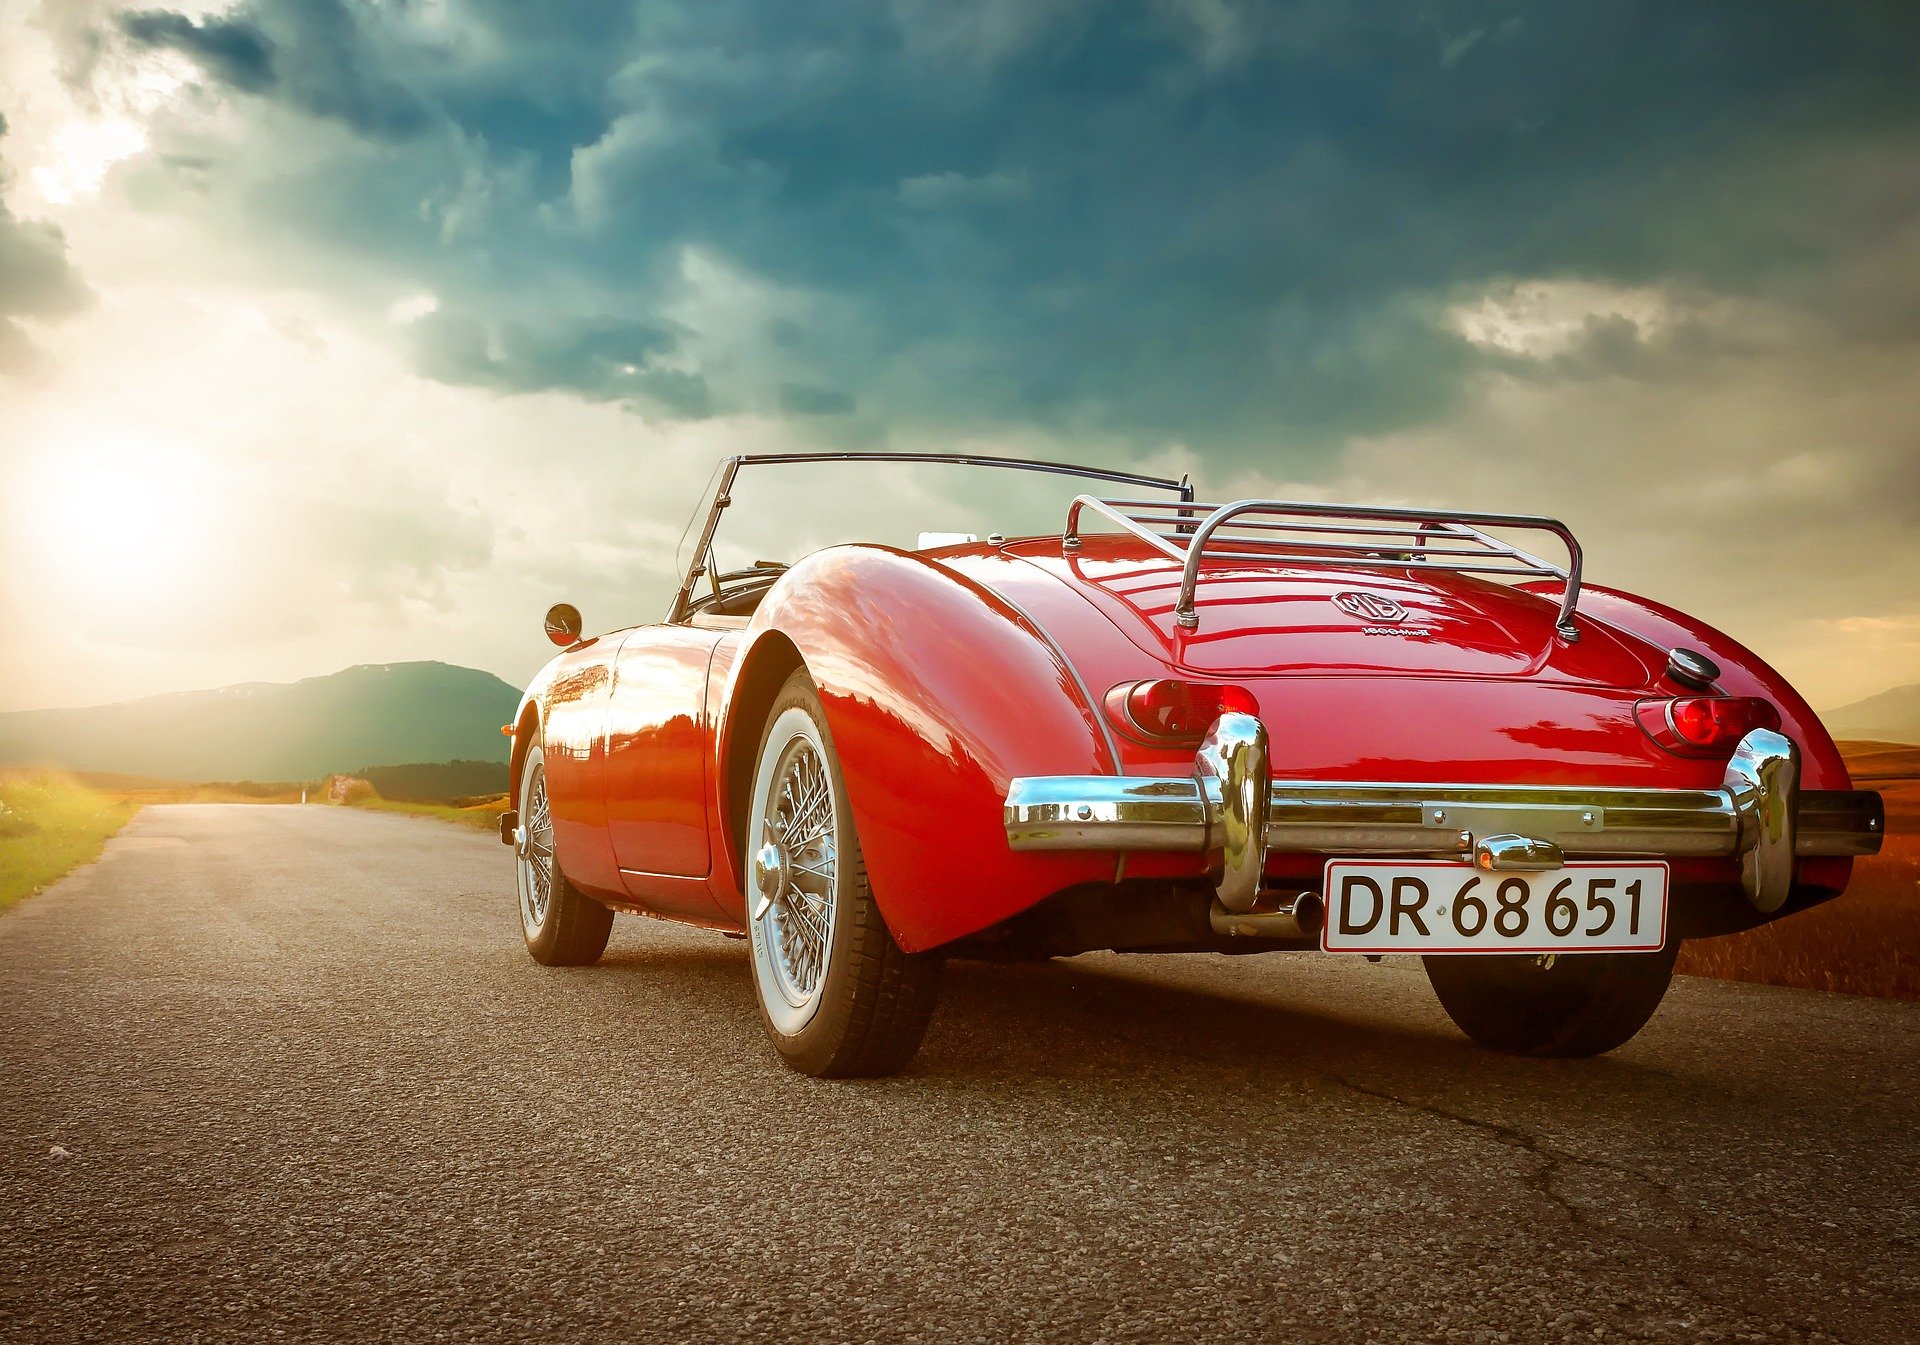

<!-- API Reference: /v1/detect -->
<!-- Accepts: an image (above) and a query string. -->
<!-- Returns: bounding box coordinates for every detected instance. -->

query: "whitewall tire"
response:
[744,670,943,1077]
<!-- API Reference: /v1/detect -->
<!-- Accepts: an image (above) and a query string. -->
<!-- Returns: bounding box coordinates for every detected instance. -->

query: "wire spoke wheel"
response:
[512,743,613,967]
[743,673,944,1076]
[752,734,838,1012]
[517,766,555,934]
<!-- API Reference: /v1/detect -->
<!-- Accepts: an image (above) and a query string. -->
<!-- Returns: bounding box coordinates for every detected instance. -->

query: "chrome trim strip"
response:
[984,586,1124,776]
[1267,782,1736,856]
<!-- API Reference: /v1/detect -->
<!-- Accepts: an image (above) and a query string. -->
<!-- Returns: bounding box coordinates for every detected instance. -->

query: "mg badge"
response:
[1333,591,1407,623]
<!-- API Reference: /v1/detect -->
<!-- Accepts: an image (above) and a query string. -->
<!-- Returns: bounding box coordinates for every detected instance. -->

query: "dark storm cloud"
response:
[408,308,714,417]
[121,0,430,140]
[779,382,855,416]
[0,116,90,375]
[413,311,661,388]
[118,11,276,93]
[97,0,1920,455]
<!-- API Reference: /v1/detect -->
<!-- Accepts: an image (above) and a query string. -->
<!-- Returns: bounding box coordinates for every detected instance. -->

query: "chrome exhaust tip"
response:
[1211,889,1324,941]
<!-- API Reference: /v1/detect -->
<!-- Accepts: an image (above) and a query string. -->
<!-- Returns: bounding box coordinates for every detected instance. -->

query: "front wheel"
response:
[744,670,943,1077]
[515,744,613,967]
[1423,942,1678,1057]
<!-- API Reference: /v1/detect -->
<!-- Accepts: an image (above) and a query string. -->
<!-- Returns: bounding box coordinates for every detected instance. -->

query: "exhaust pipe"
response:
[1210,890,1324,942]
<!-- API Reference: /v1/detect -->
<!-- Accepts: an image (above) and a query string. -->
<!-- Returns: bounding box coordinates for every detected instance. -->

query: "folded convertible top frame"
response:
[668,452,1194,625]
[1063,495,1585,642]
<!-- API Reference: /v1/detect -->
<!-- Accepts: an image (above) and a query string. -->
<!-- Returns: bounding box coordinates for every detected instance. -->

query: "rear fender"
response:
[1571,583,1855,903]
[718,546,1118,952]
[1571,585,1849,788]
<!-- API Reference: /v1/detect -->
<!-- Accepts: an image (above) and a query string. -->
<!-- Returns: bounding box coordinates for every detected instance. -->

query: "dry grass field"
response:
[62,770,311,805]
[345,791,509,831]
[1676,752,1920,1000]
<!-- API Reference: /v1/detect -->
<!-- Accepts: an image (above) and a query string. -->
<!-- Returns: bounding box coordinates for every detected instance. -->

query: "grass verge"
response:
[0,774,138,913]
[345,792,508,832]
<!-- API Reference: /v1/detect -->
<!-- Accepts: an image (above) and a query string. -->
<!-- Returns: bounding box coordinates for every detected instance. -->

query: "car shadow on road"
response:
[927,954,1693,1107]
[590,931,1698,1124]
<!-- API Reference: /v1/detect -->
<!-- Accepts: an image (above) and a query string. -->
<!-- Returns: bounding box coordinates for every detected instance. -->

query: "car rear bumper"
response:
[1003,714,1884,917]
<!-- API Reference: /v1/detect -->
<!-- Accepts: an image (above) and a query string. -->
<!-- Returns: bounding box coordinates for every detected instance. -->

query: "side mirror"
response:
[543,603,583,648]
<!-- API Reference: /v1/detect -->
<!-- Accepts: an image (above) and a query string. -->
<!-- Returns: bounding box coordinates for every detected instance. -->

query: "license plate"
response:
[1320,859,1669,955]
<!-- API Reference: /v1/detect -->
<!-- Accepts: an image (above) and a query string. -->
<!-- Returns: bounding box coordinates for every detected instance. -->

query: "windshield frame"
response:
[666,451,1193,625]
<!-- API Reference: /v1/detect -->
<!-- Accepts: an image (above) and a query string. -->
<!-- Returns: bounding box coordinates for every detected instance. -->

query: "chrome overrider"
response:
[1003,713,1885,920]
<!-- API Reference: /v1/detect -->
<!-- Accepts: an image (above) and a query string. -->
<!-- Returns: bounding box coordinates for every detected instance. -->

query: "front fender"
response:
[729,546,1118,952]
[512,636,624,899]
[506,677,553,805]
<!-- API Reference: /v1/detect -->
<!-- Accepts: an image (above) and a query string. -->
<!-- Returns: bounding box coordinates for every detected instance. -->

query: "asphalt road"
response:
[2,806,1916,1344]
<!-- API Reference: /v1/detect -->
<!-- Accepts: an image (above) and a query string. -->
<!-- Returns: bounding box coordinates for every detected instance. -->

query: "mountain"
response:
[1824,682,1920,747]
[0,663,519,782]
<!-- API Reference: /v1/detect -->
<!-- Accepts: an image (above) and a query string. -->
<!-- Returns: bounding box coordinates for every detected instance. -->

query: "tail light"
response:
[1635,696,1781,758]
[1106,679,1259,744]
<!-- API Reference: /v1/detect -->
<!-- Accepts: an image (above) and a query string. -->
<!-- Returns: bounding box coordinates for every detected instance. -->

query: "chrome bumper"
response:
[1003,715,1884,916]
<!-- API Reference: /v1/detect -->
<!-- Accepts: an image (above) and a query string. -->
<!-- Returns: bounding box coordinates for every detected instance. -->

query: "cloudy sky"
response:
[2,0,1917,713]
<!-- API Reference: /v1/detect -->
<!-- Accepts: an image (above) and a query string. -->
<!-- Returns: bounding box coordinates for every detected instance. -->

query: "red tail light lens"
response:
[1635,696,1781,758]
[1107,679,1259,744]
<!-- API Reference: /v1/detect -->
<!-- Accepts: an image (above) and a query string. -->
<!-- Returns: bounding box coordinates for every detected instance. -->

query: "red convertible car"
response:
[503,452,1883,1076]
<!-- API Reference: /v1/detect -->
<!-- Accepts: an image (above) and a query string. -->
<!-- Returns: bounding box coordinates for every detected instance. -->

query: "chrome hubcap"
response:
[518,769,554,931]
[751,837,789,920]
[753,736,836,1008]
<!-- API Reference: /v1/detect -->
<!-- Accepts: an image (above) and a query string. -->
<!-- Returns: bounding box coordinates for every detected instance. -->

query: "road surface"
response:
[2,805,1916,1343]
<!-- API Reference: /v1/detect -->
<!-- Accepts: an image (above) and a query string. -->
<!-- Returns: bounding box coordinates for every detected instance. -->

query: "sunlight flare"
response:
[10,436,221,617]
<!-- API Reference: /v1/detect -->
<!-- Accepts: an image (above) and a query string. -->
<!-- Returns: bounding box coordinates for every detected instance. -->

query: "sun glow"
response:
[9,438,221,621]
[19,46,195,208]
[31,119,150,207]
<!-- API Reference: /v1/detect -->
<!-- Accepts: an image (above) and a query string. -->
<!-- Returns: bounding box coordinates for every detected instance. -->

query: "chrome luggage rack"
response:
[1063,496,1585,641]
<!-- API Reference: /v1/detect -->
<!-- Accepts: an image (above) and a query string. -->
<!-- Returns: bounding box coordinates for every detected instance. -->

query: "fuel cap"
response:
[1666,647,1720,690]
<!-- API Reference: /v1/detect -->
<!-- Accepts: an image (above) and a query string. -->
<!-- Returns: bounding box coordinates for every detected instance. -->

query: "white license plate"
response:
[1320,859,1669,955]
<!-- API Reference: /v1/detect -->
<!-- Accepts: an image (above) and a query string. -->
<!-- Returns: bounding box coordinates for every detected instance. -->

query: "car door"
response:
[602,623,724,880]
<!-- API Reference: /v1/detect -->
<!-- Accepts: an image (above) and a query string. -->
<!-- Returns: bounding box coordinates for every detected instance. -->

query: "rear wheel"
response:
[516,745,614,967]
[744,670,943,1077]
[1423,942,1678,1057]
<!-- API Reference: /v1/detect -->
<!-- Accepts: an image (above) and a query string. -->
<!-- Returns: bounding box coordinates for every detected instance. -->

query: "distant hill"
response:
[1825,683,1920,747]
[0,663,518,782]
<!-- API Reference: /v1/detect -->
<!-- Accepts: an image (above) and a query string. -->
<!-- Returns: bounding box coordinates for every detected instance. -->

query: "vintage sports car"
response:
[503,452,1883,1076]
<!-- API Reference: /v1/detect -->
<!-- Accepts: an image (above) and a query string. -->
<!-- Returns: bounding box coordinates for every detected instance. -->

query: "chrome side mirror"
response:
[543,603,583,647]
